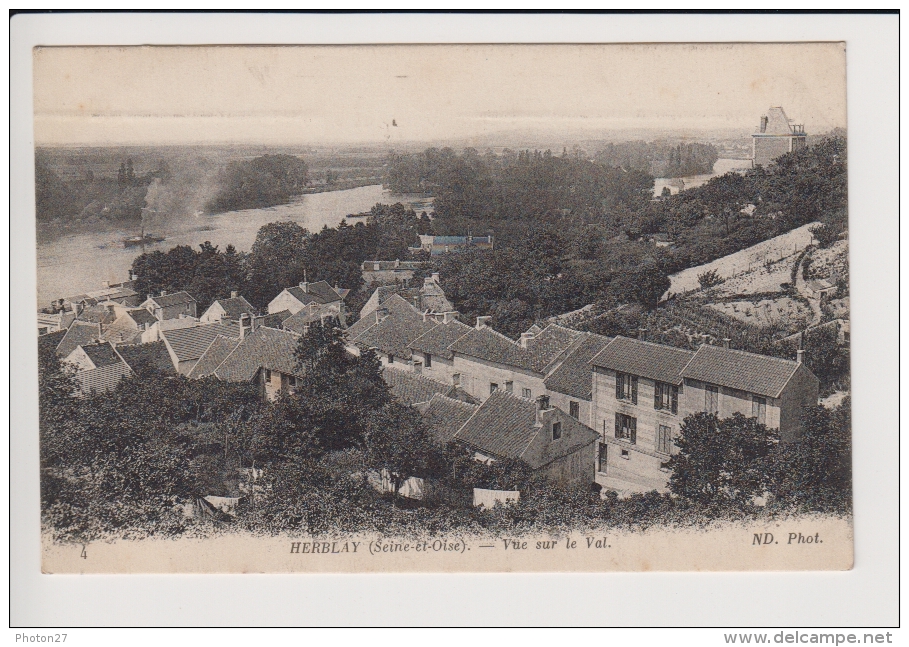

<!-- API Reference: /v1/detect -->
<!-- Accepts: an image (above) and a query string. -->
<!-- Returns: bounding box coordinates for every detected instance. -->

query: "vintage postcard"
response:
[34,42,852,573]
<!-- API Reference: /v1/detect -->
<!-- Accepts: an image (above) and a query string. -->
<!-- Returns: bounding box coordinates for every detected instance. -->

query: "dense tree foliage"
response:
[35,152,156,224]
[205,154,309,213]
[595,140,719,177]
[131,242,247,312]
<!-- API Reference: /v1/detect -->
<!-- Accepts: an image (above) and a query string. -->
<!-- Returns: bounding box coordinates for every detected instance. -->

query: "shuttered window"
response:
[752,396,767,425]
[616,373,638,403]
[614,413,637,443]
[705,384,719,414]
[654,382,679,414]
[657,425,672,454]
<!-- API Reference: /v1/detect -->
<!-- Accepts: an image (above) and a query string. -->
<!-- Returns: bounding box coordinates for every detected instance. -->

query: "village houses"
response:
[267,279,349,316]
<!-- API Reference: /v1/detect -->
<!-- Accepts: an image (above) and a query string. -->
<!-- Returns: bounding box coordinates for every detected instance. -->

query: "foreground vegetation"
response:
[41,321,851,544]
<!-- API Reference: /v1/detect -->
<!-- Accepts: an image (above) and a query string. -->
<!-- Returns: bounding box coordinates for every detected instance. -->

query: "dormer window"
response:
[551,421,562,440]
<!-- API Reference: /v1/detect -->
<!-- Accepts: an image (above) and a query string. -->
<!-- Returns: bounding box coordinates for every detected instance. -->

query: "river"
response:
[652,158,752,197]
[36,185,431,307]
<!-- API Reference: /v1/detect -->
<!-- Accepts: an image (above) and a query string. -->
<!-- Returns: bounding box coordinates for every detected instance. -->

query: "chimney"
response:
[535,395,551,426]
[476,316,492,329]
[147,294,154,302]
[638,328,647,341]
[760,115,768,133]
[101,280,110,289]
[722,338,731,349]
[231,290,238,299]
[797,349,805,364]
[413,295,422,310]
[520,332,534,348]
[375,307,389,324]
[299,281,309,293]
[442,311,458,324]
[160,290,167,297]
[431,272,441,284]
[239,313,250,340]
[131,273,138,281]
[394,259,400,268]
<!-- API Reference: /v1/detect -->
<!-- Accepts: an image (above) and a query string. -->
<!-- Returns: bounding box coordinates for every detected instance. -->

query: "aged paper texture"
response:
[34,43,852,573]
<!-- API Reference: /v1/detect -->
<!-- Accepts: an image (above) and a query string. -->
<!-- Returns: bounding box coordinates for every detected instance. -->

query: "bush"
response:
[697,269,724,289]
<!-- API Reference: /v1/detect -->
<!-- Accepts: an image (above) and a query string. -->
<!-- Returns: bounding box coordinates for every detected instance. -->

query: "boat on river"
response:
[123,233,165,248]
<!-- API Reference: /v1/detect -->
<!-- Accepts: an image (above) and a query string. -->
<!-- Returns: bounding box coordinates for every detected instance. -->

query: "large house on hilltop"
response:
[752,106,807,168]
[267,280,348,316]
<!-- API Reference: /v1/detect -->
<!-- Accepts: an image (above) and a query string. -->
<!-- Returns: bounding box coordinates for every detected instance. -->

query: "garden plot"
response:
[665,222,820,298]
[707,297,812,328]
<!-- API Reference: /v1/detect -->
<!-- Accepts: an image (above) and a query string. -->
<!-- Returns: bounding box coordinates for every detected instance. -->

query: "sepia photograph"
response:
[30,41,858,574]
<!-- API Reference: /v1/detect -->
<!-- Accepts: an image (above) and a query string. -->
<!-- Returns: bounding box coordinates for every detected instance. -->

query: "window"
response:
[569,401,580,419]
[522,388,532,399]
[289,375,297,387]
[388,355,394,364]
[614,413,637,443]
[552,421,562,440]
[705,384,719,414]
[752,396,767,425]
[615,372,638,404]
[657,425,672,454]
[452,373,461,386]
[505,380,513,393]
[424,353,432,368]
[490,382,499,395]
[598,443,608,473]
[654,382,679,414]
[413,362,422,375]
[620,449,630,459]
[659,461,671,472]
[264,369,272,382]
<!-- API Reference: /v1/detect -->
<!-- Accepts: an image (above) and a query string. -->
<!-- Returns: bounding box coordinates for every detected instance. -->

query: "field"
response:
[707,297,812,328]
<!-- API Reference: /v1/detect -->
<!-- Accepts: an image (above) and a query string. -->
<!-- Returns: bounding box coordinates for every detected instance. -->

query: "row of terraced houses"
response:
[40,269,818,497]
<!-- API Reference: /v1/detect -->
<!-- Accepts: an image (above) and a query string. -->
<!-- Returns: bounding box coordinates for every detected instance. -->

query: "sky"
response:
[33,43,847,146]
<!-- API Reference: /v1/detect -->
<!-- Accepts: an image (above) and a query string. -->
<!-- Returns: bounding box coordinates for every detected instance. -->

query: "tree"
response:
[245,221,309,308]
[668,412,778,505]
[363,402,442,506]
[697,269,724,289]
[609,259,671,310]
[766,400,851,513]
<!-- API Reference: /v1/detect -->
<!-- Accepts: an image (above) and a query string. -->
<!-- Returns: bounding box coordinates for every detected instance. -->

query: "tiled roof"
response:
[125,308,158,327]
[362,260,423,271]
[80,342,125,369]
[285,280,343,306]
[408,319,472,360]
[188,336,240,379]
[382,366,454,405]
[543,332,613,400]
[256,310,292,329]
[214,327,302,383]
[355,315,436,360]
[348,293,420,340]
[56,321,102,358]
[161,322,240,363]
[591,336,694,385]
[100,322,143,345]
[74,305,118,326]
[209,296,256,320]
[282,306,340,336]
[452,390,541,461]
[74,362,132,395]
[146,291,197,308]
[38,330,67,355]
[417,394,478,444]
[524,324,585,373]
[680,344,809,399]
[116,341,177,374]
